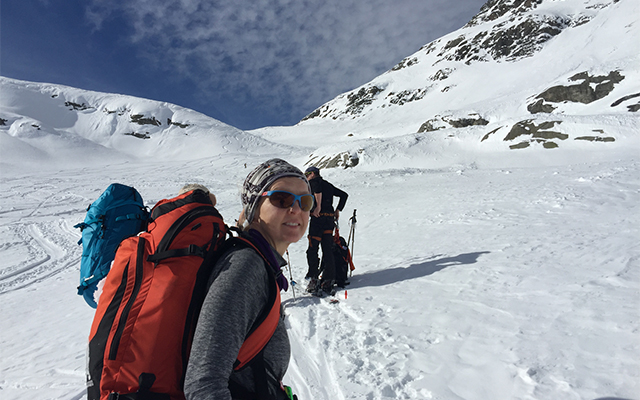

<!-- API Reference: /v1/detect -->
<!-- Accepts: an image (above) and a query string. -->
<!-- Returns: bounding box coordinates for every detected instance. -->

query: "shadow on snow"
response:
[349,252,490,289]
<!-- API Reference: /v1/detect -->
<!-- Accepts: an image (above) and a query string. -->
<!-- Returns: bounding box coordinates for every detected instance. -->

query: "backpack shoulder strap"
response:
[222,236,282,372]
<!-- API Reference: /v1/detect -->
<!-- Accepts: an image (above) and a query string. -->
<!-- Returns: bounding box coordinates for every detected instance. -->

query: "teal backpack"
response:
[75,183,149,308]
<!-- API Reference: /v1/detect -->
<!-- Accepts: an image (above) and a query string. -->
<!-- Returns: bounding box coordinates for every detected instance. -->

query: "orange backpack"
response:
[86,189,281,400]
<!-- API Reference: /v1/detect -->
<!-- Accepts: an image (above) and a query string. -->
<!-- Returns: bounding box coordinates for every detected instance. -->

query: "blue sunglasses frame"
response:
[261,190,315,211]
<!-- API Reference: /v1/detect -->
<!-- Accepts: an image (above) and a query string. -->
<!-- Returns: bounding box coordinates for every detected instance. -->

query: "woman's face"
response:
[252,177,310,255]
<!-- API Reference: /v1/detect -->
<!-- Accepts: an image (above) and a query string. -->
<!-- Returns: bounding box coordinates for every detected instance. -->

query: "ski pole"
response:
[348,209,356,277]
[286,250,296,300]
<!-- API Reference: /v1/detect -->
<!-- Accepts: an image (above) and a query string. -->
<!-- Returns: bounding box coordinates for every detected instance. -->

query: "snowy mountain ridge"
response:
[0,78,291,171]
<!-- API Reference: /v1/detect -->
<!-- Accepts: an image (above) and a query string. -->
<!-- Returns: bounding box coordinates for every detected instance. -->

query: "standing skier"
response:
[304,166,348,295]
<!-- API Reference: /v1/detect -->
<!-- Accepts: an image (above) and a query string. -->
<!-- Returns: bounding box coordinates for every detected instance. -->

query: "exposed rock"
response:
[509,141,530,149]
[447,117,489,128]
[420,40,440,55]
[103,107,129,116]
[387,88,428,106]
[391,57,419,71]
[504,120,568,149]
[131,114,161,126]
[504,120,563,141]
[419,114,489,133]
[344,86,384,115]
[418,120,444,133]
[124,132,151,139]
[611,92,640,107]
[527,99,556,114]
[306,152,359,169]
[167,119,190,128]
[575,136,615,142]
[430,68,454,81]
[0,117,7,126]
[65,101,92,111]
[611,92,640,112]
[480,15,569,61]
[536,71,624,104]
[481,127,502,142]
[467,0,543,26]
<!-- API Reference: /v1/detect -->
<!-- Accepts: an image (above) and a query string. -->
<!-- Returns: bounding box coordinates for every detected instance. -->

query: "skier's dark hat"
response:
[305,166,320,176]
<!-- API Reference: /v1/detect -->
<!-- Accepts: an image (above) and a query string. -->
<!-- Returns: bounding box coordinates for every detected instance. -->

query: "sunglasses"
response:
[261,190,314,212]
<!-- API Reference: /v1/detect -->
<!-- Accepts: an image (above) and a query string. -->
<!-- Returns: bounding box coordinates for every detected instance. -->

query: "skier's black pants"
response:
[306,216,335,283]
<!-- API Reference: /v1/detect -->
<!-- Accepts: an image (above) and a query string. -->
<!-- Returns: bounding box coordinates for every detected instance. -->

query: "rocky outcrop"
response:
[301,86,385,120]
[528,71,625,113]
[124,132,151,139]
[130,114,162,126]
[503,119,567,149]
[167,119,190,128]
[610,93,640,112]
[391,57,419,71]
[306,152,360,169]
[418,114,489,133]
[65,101,93,111]
[387,89,428,106]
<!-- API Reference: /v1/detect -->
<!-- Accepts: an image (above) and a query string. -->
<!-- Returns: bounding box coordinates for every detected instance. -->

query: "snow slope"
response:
[1,151,638,399]
[1,0,639,398]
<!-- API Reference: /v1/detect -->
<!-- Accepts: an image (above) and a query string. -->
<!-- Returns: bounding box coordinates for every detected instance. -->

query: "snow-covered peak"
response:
[294,0,638,161]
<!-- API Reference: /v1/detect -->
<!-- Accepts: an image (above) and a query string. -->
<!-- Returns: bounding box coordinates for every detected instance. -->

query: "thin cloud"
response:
[85,0,485,127]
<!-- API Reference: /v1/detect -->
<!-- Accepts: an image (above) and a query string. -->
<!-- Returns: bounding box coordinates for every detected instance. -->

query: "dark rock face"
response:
[504,119,564,141]
[611,93,640,112]
[467,0,543,25]
[436,0,572,64]
[392,57,419,71]
[345,86,384,115]
[448,117,489,128]
[418,115,489,133]
[503,119,569,149]
[527,99,556,114]
[167,119,190,128]
[575,135,615,142]
[306,152,359,169]
[65,101,92,111]
[387,89,428,106]
[131,114,162,126]
[124,132,151,139]
[529,71,625,113]
[418,120,444,133]
[537,71,624,104]
[481,16,568,61]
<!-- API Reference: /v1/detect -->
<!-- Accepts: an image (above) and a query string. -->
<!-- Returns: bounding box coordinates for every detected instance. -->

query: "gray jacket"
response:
[184,246,290,400]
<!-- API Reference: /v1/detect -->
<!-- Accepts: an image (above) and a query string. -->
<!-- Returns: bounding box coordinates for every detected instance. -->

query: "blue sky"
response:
[1,0,486,130]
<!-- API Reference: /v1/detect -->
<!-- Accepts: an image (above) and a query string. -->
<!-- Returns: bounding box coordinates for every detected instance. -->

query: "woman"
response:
[185,158,312,400]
